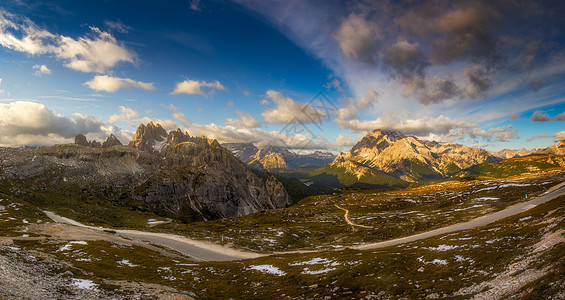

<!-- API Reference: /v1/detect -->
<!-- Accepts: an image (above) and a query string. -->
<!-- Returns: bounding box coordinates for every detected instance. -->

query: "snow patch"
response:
[427,244,459,251]
[248,264,286,276]
[117,259,138,267]
[301,267,336,275]
[72,279,98,290]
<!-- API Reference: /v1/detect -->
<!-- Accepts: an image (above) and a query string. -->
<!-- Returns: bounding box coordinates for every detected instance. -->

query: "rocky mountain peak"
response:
[350,129,407,156]
[222,142,259,162]
[167,128,191,148]
[102,134,122,148]
[128,122,168,153]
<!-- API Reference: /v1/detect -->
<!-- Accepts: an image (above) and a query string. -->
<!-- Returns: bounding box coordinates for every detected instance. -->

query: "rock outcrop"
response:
[75,133,122,148]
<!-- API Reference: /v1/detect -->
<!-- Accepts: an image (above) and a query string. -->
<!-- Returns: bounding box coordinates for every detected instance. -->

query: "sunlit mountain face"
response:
[1,0,564,154]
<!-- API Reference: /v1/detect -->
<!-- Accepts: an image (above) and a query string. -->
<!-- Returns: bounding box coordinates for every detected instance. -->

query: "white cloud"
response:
[0,101,108,147]
[335,133,355,147]
[84,75,155,92]
[0,11,135,73]
[33,64,51,76]
[225,111,260,128]
[171,79,226,96]
[261,90,327,124]
[335,113,517,143]
[553,131,565,141]
[108,106,140,124]
[336,89,378,121]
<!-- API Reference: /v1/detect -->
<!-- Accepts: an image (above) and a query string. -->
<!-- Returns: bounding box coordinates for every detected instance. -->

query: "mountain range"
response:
[308,129,498,188]
[0,122,291,223]
[222,143,335,172]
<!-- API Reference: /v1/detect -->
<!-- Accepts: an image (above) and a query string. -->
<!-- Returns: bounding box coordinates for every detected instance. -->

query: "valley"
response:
[0,172,564,299]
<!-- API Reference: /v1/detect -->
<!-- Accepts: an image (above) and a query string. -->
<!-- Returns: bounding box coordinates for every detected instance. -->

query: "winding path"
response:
[44,180,565,261]
[334,204,373,229]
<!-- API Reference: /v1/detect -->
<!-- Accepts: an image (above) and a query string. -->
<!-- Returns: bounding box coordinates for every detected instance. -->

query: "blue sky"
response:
[1,0,565,153]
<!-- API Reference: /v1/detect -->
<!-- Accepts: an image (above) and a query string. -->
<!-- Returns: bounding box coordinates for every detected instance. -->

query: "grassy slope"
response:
[454,154,565,179]
[156,172,564,252]
[3,182,563,299]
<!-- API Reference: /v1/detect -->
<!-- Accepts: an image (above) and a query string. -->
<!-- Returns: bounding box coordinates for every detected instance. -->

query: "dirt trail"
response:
[43,211,263,262]
[334,205,373,229]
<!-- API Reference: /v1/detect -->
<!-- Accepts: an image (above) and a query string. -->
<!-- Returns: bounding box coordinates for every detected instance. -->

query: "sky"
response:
[1,0,565,153]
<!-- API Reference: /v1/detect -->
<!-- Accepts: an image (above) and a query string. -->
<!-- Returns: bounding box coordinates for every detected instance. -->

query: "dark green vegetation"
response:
[454,155,565,179]
[159,173,564,252]
[1,177,563,299]
[307,163,410,189]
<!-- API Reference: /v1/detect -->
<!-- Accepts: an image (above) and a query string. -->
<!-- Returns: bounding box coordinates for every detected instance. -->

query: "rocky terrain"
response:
[0,122,290,223]
[309,129,498,188]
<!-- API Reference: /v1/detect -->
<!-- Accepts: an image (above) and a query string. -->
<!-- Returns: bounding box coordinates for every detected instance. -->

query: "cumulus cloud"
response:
[171,79,226,96]
[84,75,155,92]
[0,10,135,73]
[334,14,381,65]
[527,110,565,122]
[337,89,378,121]
[335,133,354,147]
[553,131,565,142]
[530,110,550,122]
[33,64,51,76]
[0,101,108,147]
[108,106,140,124]
[225,110,260,128]
[261,90,327,124]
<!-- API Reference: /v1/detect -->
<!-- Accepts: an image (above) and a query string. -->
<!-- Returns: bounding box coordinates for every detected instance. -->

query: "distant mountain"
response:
[536,140,565,156]
[222,143,336,172]
[222,143,259,162]
[491,141,565,159]
[309,129,497,188]
[1,122,291,223]
[492,148,534,159]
